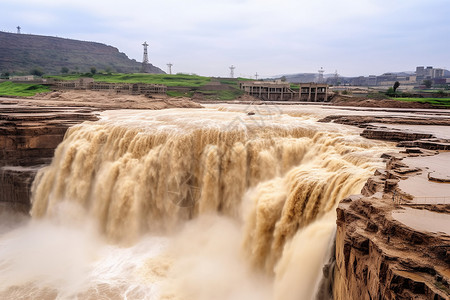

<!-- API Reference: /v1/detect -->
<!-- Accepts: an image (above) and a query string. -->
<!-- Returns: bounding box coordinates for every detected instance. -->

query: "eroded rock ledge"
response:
[0,104,99,212]
[333,152,450,300]
[318,115,450,127]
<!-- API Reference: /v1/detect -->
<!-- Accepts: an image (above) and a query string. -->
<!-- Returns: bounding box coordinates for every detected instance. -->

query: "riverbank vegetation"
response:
[0,81,50,97]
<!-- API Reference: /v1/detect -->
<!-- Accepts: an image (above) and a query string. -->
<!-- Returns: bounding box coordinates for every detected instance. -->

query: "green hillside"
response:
[0,31,164,75]
[0,81,50,96]
[49,73,211,87]
[49,73,245,100]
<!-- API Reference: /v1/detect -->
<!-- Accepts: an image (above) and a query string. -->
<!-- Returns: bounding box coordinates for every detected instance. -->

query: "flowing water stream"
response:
[0,107,390,299]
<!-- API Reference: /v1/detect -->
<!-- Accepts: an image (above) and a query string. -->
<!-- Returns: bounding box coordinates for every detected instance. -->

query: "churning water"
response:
[0,107,389,299]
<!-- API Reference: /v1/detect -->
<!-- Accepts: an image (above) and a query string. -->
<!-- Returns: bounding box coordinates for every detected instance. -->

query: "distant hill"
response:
[0,31,164,75]
[270,73,318,83]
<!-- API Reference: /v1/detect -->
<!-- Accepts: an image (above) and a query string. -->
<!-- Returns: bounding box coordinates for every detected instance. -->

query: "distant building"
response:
[341,66,447,88]
[433,68,444,78]
[367,75,377,86]
[298,83,329,101]
[53,78,167,95]
[416,66,425,77]
[10,75,38,81]
[239,80,329,102]
[416,66,444,81]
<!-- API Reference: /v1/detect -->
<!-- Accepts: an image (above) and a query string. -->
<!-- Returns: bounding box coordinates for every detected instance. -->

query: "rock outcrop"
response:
[334,196,449,299]
[318,112,450,299]
[360,127,434,141]
[318,115,450,127]
[333,152,450,300]
[0,102,99,211]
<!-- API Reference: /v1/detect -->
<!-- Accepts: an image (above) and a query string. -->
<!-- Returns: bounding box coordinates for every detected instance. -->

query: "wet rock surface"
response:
[320,114,450,148]
[360,127,434,141]
[318,115,450,127]
[320,111,450,299]
[334,150,450,300]
[0,102,100,211]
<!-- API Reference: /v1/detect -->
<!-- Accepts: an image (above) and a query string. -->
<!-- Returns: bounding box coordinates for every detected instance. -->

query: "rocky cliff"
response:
[0,101,99,211]
[0,31,164,74]
[332,152,449,300]
[317,115,450,299]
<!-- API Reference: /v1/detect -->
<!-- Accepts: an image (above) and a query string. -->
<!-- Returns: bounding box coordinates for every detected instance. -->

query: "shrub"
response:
[30,68,44,76]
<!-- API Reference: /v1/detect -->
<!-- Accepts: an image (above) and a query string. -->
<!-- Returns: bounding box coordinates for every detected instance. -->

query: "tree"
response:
[61,67,69,74]
[423,79,432,88]
[30,68,44,76]
[386,87,395,97]
[280,76,287,82]
[393,81,400,93]
[90,67,97,74]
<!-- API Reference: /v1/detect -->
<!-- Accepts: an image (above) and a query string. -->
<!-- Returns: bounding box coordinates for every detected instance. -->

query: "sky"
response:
[1,0,449,78]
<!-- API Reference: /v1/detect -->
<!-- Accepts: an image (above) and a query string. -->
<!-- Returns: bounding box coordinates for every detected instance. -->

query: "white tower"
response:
[141,42,150,73]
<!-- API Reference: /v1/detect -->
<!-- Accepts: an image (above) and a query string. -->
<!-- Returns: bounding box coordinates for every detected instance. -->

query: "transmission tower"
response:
[334,70,340,85]
[141,42,150,73]
[229,65,235,78]
[255,72,259,80]
[167,63,173,75]
[318,67,324,83]
[16,26,21,34]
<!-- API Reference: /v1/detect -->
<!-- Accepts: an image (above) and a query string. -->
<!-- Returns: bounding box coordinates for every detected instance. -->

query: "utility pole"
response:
[141,42,150,73]
[16,26,21,34]
[167,63,173,75]
[255,72,259,80]
[229,65,235,78]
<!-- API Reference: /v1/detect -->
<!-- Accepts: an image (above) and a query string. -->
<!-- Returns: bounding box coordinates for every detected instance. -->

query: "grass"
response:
[47,73,246,100]
[48,73,212,87]
[391,97,450,107]
[199,89,244,100]
[0,81,50,97]
[290,84,299,91]
[166,91,195,98]
[218,77,252,86]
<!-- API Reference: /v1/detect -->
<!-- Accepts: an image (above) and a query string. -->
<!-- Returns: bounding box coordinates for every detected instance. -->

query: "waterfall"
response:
[0,108,389,299]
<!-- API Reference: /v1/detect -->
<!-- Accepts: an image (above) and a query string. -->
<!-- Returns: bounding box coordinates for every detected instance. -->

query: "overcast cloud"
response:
[1,0,449,77]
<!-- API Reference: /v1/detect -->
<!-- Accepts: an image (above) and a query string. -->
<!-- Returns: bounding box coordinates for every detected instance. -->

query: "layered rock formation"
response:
[0,102,99,211]
[319,115,450,127]
[317,112,450,299]
[332,150,449,300]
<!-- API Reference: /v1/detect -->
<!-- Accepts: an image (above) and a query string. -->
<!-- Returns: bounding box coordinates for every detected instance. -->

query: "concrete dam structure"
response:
[240,81,329,101]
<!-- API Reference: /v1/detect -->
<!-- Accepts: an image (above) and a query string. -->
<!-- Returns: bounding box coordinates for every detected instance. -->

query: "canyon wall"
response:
[333,153,449,300]
[0,103,98,211]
